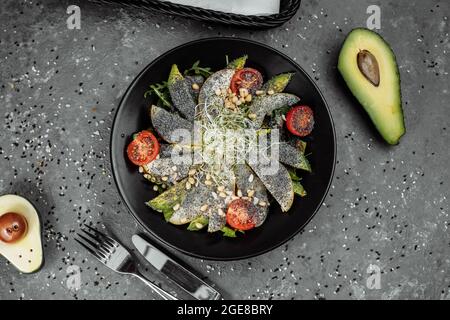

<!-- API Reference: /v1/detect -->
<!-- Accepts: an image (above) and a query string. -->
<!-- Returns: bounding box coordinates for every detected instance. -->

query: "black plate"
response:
[111,38,336,260]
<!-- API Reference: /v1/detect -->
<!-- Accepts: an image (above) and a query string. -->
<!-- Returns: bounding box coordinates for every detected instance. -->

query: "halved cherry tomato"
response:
[230,68,263,95]
[226,199,256,231]
[126,130,160,166]
[286,105,315,137]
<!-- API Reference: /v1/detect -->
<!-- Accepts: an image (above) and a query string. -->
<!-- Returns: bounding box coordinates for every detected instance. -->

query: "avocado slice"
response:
[150,105,194,145]
[168,64,197,121]
[338,28,405,145]
[146,178,189,221]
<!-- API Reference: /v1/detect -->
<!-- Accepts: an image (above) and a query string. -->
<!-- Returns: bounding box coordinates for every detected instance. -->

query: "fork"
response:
[75,224,177,300]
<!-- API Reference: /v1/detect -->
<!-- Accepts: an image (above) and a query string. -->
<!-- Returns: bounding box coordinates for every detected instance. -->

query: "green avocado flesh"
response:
[338,28,405,145]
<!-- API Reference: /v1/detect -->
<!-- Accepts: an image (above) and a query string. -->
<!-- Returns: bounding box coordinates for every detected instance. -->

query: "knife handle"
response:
[161,258,221,300]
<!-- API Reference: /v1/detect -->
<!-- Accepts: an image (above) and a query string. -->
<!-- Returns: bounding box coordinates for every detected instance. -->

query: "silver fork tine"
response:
[76,233,109,261]
[83,224,117,247]
[75,237,105,262]
[80,229,113,256]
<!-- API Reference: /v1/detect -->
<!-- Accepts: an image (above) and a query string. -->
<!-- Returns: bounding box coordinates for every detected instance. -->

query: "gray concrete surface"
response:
[0,0,448,300]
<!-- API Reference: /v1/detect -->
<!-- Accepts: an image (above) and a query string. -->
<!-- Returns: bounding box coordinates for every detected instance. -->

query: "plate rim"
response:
[110,36,337,261]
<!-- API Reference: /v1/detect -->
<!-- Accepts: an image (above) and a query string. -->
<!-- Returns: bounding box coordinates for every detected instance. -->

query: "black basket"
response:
[89,0,301,29]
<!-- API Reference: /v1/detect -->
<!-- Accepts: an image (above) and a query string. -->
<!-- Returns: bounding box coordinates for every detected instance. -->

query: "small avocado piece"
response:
[147,179,188,221]
[227,55,248,70]
[0,195,44,273]
[262,73,294,93]
[338,28,405,145]
[168,64,184,84]
[292,181,307,197]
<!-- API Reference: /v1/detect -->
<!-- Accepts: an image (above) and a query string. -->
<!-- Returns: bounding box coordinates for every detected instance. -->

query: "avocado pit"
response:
[357,49,380,87]
[0,212,28,243]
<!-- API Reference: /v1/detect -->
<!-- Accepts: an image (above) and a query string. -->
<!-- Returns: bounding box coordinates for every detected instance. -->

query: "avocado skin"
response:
[338,28,405,145]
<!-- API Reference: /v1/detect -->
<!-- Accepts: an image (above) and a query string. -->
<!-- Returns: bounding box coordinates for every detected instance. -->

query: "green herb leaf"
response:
[184,60,213,78]
[221,226,243,238]
[187,216,209,231]
[144,81,172,108]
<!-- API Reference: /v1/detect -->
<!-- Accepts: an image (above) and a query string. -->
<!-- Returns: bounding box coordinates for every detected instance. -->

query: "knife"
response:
[132,234,222,300]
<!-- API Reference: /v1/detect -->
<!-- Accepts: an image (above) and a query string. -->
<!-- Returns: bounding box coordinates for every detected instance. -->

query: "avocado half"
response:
[338,28,405,145]
[0,195,44,273]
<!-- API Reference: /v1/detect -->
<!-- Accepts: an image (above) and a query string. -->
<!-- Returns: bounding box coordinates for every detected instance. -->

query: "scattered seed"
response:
[267,90,275,95]
[247,190,255,197]
[188,169,196,176]
[248,174,254,183]
[248,113,257,120]
[215,89,222,96]
[188,177,195,184]
[185,182,191,190]
[206,174,211,180]
[200,204,209,212]
[153,185,159,191]
[192,83,200,90]
[237,189,243,197]
[259,201,267,207]
[161,176,168,182]
[219,192,227,198]
[138,166,144,173]
[195,223,203,229]
[173,204,180,211]
[245,94,252,102]
[218,208,226,217]
[205,180,212,186]
[217,185,225,192]
[236,100,242,106]
[255,90,264,96]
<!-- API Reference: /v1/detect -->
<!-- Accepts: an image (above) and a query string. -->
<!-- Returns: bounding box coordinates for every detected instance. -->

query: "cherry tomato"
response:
[226,199,256,231]
[126,130,160,166]
[285,105,315,137]
[0,212,28,243]
[230,68,263,95]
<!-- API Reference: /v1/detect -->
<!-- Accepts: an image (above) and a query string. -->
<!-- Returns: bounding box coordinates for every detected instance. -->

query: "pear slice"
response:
[0,195,43,273]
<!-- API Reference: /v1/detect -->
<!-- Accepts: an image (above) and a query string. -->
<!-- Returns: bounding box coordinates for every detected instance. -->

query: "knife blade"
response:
[132,234,222,300]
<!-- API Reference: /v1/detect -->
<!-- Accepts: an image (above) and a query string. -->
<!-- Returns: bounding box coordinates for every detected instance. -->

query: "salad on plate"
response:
[125,55,315,237]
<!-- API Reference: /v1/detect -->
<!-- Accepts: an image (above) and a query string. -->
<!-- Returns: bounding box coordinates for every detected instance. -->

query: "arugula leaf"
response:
[144,81,172,108]
[288,168,307,197]
[221,226,244,238]
[187,216,209,231]
[183,60,213,78]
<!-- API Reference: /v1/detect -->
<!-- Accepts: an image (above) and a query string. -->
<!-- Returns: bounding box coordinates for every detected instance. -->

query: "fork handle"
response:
[133,272,178,300]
